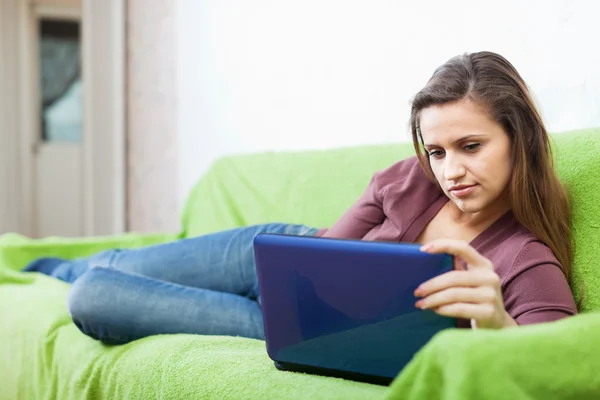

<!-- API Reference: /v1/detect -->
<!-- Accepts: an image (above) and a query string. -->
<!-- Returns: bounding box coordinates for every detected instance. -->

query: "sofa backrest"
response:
[181,128,600,312]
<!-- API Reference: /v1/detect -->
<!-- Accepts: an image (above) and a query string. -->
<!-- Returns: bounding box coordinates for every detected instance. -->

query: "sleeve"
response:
[502,242,578,325]
[319,173,386,240]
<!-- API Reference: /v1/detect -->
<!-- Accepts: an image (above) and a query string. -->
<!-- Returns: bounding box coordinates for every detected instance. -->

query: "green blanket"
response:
[390,311,600,399]
[1,127,600,399]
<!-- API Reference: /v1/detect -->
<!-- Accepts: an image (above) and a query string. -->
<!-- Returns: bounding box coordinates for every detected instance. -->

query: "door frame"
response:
[80,0,126,236]
[0,0,22,234]
[0,0,126,237]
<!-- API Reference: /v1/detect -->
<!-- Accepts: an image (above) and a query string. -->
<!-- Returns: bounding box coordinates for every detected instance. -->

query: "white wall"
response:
[177,0,600,204]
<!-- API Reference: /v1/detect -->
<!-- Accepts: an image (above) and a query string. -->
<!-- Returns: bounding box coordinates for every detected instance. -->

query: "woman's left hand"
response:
[415,239,517,329]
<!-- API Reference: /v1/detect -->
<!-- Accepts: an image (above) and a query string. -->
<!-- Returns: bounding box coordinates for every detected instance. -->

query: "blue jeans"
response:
[26,223,318,344]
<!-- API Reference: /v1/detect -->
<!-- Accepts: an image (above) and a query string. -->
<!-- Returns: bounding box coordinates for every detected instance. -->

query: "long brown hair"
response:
[409,51,573,279]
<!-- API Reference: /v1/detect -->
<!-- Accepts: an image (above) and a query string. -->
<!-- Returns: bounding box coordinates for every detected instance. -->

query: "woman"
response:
[25,51,577,344]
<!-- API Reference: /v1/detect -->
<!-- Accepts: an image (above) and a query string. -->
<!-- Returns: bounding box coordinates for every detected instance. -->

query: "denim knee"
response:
[66,267,118,343]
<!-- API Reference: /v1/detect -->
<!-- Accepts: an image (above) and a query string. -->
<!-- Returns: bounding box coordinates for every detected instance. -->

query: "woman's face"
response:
[419,99,512,215]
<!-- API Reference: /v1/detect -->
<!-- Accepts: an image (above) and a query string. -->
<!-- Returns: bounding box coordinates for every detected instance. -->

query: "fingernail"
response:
[415,300,424,309]
[420,244,431,252]
[414,286,423,296]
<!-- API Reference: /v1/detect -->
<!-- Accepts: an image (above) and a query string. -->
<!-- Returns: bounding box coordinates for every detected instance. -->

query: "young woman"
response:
[25,51,577,344]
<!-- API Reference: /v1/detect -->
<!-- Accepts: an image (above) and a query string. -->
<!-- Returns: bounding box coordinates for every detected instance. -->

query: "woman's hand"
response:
[415,239,517,329]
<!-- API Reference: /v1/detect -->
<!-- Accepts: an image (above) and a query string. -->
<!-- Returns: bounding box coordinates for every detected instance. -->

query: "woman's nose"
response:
[443,153,467,181]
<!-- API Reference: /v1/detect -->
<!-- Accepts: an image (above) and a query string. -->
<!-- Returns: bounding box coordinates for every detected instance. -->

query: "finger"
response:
[421,239,492,269]
[415,269,498,297]
[415,287,496,310]
[432,303,497,322]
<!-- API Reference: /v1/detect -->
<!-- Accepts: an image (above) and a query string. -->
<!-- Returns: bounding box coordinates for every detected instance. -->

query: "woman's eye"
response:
[428,150,444,158]
[464,143,481,152]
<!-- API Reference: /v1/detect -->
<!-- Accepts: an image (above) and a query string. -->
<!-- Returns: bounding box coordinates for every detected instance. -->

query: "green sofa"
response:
[1,128,600,399]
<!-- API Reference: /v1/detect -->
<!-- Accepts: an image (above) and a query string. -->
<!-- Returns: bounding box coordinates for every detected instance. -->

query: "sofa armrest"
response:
[387,312,600,400]
[0,232,178,271]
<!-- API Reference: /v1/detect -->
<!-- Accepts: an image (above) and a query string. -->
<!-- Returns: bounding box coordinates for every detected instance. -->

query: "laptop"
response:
[253,233,456,385]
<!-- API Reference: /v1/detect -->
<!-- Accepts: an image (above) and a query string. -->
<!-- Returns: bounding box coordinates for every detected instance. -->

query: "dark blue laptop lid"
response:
[254,234,456,381]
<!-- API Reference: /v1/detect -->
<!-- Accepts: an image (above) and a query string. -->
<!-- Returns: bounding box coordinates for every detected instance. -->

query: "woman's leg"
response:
[67,267,265,343]
[38,223,317,343]
[26,223,318,299]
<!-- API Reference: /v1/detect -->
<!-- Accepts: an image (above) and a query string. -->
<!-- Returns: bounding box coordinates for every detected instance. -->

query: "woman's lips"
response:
[449,184,477,197]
